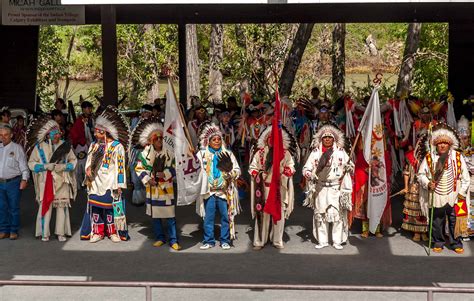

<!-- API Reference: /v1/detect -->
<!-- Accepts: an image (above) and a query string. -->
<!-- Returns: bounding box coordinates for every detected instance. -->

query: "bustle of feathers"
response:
[129,117,163,157]
[49,141,71,163]
[199,121,224,149]
[430,123,460,150]
[95,106,130,150]
[295,98,315,115]
[255,125,299,161]
[310,124,346,150]
[25,116,60,155]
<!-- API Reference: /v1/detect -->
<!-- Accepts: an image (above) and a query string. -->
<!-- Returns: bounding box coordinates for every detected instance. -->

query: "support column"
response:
[448,23,473,120]
[101,5,118,107]
[0,25,39,111]
[178,22,187,110]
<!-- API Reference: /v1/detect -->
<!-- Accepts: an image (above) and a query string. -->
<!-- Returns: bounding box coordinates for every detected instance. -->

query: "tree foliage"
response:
[36,22,449,109]
[411,23,448,99]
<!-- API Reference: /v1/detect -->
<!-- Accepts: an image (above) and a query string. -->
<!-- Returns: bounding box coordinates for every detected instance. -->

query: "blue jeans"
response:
[153,218,177,244]
[0,177,22,234]
[203,195,230,245]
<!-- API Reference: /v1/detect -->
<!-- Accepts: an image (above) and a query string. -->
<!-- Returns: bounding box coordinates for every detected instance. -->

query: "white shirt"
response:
[0,141,29,181]
[418,149,470,208]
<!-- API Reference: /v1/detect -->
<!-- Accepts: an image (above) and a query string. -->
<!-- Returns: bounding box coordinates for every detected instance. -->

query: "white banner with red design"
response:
[163,79,202,206]
[358,87,388,233]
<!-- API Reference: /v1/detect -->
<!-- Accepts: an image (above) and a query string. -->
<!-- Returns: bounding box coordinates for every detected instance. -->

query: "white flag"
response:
[358,88,388,233]
[163,80,202,206]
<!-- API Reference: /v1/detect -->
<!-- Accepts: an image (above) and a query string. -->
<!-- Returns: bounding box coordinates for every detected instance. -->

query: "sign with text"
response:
[2,0,85,25]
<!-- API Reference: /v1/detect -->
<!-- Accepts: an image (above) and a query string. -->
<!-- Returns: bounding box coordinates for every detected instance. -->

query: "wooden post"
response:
[101,5,118,107]
[178,22,188,111]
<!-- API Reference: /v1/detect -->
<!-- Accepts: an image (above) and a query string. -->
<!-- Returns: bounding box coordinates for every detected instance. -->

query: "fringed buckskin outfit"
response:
[26,118,77,241]
[249,126,297,249]
[303,124,352,249]
[80,106,129,243]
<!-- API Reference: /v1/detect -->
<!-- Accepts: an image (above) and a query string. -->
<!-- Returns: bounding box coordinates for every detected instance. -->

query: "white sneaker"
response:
[221,243,231,250]
[110,234,121,243]
[315,243,329,249]
[41,236,49,242]
[333,244,343,250]
[90,234,102,243]
[58,235,67,242]
[200,243,214,250]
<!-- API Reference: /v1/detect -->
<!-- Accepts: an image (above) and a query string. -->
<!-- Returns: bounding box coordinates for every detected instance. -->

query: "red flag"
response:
[41,171,55,217]
[264,90,284,223]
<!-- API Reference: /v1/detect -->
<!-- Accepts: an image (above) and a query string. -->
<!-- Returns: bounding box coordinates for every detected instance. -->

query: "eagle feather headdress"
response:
[25,115,61,155]
[94,105,130,150]
[457,115,470,138]
[199,121,224,149]
[430,123,460,150]
[129,117,163,158]
[129,117,163,148]
[310,124,346,150]
[255,125,299,161]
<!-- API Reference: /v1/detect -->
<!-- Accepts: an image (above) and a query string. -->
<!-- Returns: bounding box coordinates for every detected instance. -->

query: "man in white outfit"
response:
[303,124,353,250]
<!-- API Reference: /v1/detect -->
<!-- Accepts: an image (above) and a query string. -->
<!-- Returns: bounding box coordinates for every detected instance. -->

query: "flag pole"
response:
[168,78,195,153]
[426,124,435,256]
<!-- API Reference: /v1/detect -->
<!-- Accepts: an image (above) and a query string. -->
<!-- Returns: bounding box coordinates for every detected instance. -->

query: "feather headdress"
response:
[95,106,130,150]
[457,115,470,138]
[430,123,460,150]
[199,121,223,149]
[310,124,346,150]
[25,115,60,154]
[130,117,163,148]
[408,99,444,116]
[256,125,299,160]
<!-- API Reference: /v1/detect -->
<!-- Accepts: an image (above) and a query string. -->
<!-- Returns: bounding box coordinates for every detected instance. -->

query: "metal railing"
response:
[1,280,474,301]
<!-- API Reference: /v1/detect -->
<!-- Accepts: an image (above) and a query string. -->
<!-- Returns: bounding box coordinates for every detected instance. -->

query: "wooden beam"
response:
[178,22,188,110]
[101,5,118,107]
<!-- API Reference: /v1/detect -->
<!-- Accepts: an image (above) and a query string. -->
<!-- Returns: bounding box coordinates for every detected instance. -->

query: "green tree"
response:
[36,25,68,111]
[411,23,448,99]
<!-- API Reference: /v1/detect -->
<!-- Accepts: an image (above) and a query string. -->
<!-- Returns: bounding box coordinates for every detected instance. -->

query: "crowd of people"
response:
[0,86,472,255]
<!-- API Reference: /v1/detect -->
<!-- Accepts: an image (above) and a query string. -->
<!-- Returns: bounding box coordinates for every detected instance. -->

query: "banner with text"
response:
[2,0,84,25]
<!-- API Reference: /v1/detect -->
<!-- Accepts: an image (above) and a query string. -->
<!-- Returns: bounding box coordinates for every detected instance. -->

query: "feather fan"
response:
[50,141,71,163]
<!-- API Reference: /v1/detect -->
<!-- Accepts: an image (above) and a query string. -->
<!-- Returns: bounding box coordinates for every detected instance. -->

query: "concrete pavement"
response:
[0,185,473,300]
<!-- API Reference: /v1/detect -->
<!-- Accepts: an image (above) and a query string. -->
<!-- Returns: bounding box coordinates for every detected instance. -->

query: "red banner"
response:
[264,90,284,223]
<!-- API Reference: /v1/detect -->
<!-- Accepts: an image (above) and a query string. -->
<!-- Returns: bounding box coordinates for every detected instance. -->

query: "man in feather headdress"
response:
[418,123,470,254]
[82,106,129,243]
[133,118,181,250]
[303,124,352,250]
[249,126,297,250]
[27,117,77,242]
[196,122,241,250]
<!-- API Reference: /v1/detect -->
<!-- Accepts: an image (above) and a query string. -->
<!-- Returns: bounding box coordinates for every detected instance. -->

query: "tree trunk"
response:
[186,24,200,108]
[396,23,422,98]
[234,24,249,97]
[332,23,346,99]
[145,24,160,104]
[279,23,314,97]
[208,24,224,104]
[62,26,77,101]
